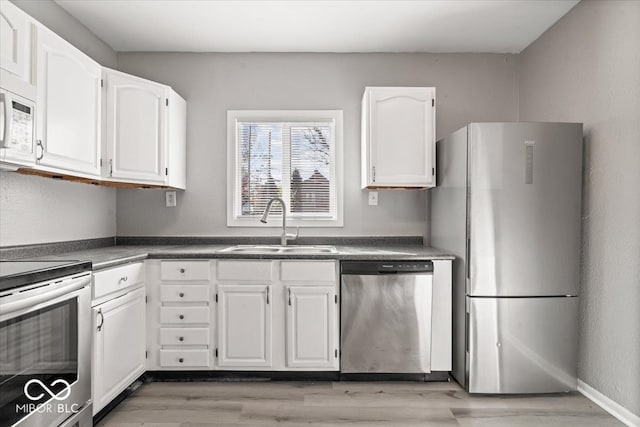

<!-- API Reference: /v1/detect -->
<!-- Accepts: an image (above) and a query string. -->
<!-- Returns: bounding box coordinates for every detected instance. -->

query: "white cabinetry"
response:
[36,25,101,176]
[286,285,338,369]
[218,284,272,367]
[215,259,339,371]
[92,263,146,415]
[103,68,186,188]
[362,87,436,189]
[103,69,166,184]
[146,260,213,370]
[0,1,36,99]
[431,259,452,371]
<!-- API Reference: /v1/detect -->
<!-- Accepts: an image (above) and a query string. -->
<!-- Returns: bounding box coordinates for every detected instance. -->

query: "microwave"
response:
[0,87,36,168]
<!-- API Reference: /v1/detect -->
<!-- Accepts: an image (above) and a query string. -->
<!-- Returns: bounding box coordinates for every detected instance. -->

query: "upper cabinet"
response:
[103,69,166,184]
[0,2,36,169]
[0,2,36,98]
[36,25,102,176]
[361,87,436,189]
[103,68,186,188]
[1,3,187,188]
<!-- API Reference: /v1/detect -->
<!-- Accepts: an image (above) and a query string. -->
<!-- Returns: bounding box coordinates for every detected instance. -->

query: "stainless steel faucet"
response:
[260,197,299,246]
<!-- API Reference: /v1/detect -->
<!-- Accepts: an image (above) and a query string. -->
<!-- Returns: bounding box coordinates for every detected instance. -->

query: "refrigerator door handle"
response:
[466,237,471,279]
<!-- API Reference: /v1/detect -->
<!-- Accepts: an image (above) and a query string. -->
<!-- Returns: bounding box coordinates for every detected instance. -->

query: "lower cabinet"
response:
[92,286,146,415]
[286,285,339,369]
[217,284,272,367]
[214,260,340,371]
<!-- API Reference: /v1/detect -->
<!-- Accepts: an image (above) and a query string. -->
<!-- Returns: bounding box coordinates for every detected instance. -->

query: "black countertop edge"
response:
[115,236,424,246]
[0,237,115,260]
[0,260,93,291]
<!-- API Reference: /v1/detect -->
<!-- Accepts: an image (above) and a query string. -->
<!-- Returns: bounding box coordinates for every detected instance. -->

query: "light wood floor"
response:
[96,380,622,426]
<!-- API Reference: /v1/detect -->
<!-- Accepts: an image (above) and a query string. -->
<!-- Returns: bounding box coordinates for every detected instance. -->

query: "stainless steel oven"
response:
[0,263,92,427]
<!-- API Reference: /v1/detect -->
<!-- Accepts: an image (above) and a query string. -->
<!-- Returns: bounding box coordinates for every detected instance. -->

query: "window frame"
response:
[227,110,344,227]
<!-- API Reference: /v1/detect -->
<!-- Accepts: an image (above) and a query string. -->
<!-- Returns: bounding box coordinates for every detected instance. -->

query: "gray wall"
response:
[519,0,640,417]
[115,53,518,237]
[0,0,117,247]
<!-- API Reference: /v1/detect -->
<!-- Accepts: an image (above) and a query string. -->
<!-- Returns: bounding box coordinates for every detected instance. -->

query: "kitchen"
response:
[0,0,638,426]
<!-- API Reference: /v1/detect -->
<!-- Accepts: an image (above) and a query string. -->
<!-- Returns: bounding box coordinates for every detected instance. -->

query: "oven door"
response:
[0,274,92,427]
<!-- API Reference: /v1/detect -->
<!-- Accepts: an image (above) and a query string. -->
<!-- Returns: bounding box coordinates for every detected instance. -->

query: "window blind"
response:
[236,120,336,220]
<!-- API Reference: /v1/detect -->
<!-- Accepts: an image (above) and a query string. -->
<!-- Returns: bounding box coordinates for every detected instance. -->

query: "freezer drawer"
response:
[468,296,578,393]
[341,271,432,373]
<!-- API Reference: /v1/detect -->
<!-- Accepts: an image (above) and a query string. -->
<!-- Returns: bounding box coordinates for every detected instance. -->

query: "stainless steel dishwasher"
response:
[340,261,434,373]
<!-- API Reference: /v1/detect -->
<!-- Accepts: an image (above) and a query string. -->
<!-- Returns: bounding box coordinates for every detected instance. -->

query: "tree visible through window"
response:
[236,120,335,220]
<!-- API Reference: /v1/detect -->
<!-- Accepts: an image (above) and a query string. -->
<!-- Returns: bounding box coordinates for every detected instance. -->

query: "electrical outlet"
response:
[368,191,378,206]
[165,191,177,207]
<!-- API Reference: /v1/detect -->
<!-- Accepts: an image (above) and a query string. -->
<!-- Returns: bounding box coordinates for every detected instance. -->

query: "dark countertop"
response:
[21,244,454,271]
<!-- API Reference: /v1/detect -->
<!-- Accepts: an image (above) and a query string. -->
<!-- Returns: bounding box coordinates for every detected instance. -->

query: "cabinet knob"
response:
[179,314,184,320]
[179,336,184,342]
[179,292,185,298]
[179,268,185,273]
[178,358,184,363]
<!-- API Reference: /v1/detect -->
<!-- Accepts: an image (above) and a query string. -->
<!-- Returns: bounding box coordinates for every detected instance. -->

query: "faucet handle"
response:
[286,226,299,241]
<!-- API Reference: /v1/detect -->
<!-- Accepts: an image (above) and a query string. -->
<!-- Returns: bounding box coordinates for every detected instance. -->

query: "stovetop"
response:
[0,260,92,292]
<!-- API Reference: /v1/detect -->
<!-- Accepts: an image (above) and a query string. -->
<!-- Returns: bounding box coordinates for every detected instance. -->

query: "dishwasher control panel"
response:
[341,261,433,274]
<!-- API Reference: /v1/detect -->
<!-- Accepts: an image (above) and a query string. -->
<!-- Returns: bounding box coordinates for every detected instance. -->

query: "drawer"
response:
[160,306,210,324]
[280,261,337,282]
[218,260,272,281]
[160,261,210,281]
[160,328,210,346]
[160,349,209,367]
[161,285,210,302]
[93,262,144,299]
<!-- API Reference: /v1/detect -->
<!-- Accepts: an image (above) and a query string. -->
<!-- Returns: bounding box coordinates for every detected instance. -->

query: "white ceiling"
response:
[54,0,579,54]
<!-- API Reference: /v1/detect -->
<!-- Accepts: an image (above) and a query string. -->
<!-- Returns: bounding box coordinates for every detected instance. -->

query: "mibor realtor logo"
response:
[16,379,80,415]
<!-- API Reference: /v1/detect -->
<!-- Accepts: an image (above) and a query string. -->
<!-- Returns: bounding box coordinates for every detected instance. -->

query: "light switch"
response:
[368,191,378,206]
[165,191,177,207]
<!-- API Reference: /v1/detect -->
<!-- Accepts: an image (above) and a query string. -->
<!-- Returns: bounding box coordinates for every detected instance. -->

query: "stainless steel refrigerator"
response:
[431,122,582,394]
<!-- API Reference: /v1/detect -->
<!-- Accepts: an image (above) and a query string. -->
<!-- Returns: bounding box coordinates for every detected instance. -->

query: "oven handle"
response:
[0,276,89,317]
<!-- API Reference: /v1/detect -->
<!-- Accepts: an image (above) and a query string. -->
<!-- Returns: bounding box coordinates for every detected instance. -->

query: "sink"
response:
[219,245,337,255]
[280,246,337,254]
[220,246,282,253]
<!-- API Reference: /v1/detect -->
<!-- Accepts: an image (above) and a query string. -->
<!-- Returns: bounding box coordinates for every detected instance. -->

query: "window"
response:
[227,110,343,227]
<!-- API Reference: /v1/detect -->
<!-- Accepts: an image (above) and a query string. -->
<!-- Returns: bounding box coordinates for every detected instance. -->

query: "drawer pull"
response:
[178,358,184,363]
[179,292,185,298]
[179,268,185,273]
[179,336,184,342]
[119,276,128,283]
[179,314,184,320]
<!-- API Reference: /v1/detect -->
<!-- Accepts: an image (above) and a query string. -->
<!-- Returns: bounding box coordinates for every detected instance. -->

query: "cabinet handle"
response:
[372,166,376,182]
[178,314,184,320]
[179,292,184,298]
[96,308,104,331]
[178,336,184,342]
[178,358,184,363]
[266,287,270,305]
[118,276,128,283]
[288,288,292,306]
[36,140,44,161]
[179,268,185,273]
[109,159,113,176]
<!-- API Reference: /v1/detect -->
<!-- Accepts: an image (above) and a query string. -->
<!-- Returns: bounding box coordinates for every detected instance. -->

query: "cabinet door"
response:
[93,287,146,415]
[367,87,435,187]
[105,70,167,183]
[0,2,30,82]
[36,27,101,176]
[286,286,338,369]
[217,284,272,368]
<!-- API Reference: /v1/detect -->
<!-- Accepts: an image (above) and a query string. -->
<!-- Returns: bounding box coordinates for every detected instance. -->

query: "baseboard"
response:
[578,380,640,427]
